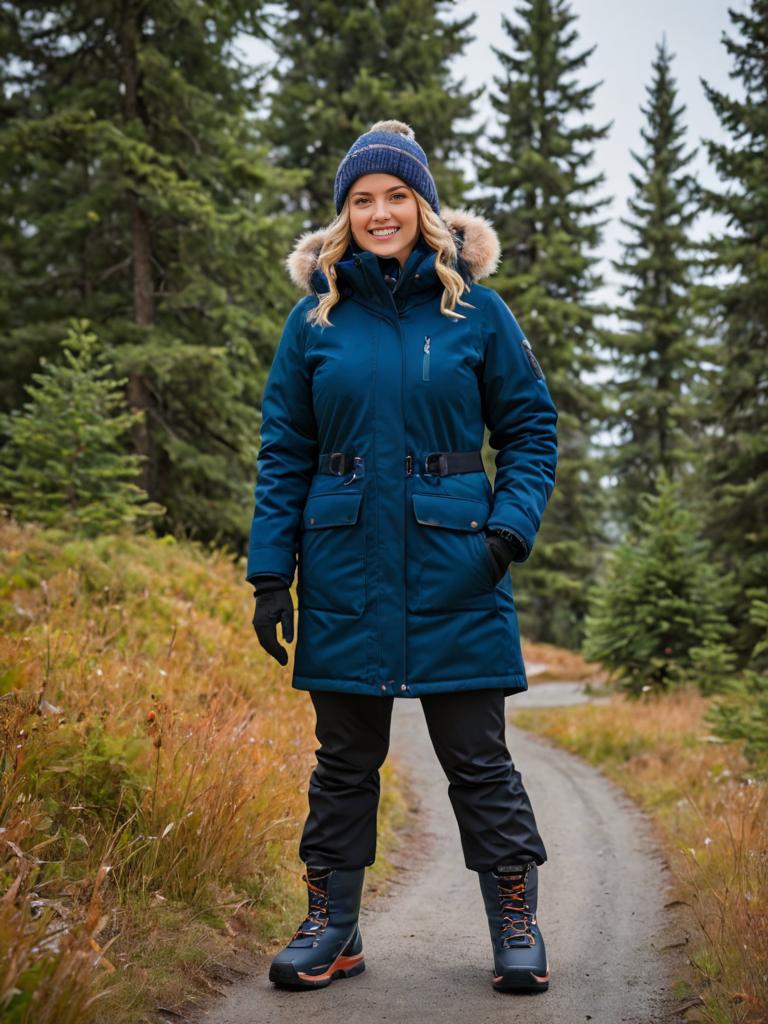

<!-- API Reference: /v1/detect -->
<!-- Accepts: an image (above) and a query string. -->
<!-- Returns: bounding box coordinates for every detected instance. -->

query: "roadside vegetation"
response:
[0,519,408,1023]
[513,679,767,1022]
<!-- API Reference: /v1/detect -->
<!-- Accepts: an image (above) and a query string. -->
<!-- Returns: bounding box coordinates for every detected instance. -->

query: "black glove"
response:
[251,577,294,666]
[483,530,526,586]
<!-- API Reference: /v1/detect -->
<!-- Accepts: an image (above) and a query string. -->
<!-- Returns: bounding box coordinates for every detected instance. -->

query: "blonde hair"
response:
[307,191,474,328]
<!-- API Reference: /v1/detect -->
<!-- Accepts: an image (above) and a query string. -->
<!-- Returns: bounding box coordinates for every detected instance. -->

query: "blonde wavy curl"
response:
[307,191,475,328]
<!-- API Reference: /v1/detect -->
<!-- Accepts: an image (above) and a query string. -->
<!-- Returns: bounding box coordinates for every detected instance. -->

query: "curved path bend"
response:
[189,685,677,1024]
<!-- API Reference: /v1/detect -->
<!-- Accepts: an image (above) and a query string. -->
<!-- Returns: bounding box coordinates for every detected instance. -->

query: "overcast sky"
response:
[238,0,745,306]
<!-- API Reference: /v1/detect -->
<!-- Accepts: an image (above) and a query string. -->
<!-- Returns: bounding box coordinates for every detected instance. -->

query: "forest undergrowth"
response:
[0,518,408,1023]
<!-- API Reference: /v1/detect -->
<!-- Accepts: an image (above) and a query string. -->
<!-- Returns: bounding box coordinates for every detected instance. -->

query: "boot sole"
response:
[493,964,550,993]
[270,952,365,990]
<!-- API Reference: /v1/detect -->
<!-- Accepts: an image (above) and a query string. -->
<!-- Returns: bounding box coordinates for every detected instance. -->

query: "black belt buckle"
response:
[328,451,348,475]
[426,452,449,476]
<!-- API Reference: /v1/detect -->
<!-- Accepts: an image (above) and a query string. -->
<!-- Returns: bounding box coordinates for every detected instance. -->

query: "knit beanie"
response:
[334,120,440,216]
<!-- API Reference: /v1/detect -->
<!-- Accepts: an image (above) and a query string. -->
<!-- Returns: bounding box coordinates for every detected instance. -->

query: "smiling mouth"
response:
[369,227,400,237]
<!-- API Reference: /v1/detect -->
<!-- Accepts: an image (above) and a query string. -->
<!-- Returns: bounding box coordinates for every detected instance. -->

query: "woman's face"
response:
[348,173,420,267]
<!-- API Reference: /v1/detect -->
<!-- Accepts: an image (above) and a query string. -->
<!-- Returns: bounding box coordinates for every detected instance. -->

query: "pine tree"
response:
[608,38,701,528]
[0,321,162,534]
[708,597,768,774]
[583,470,736,696]
[262,0,481,223]
[698,0,768,664]
[475,0,612,648]
[0,1,301,547]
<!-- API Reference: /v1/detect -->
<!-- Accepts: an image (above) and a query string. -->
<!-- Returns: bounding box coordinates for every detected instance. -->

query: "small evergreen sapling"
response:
[583,470,735,695]
[0,321,163,534]
[707,598,768,775]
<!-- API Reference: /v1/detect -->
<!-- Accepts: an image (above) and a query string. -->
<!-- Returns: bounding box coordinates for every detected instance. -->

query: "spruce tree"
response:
[262,0,481,223]
[583,470,735,696]
[0,321,161,534]
[476,0,612,648]
[708,598,768,774]
[0,1,300,547]
[698,0,768,664]
[608,38,701,528]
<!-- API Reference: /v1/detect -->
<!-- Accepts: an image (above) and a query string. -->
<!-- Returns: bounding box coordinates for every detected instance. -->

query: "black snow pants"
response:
[299,688,547,873]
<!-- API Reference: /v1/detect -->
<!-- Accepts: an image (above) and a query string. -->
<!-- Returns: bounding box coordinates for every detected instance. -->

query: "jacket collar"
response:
[285,207,501,309]
[331,235,437,307]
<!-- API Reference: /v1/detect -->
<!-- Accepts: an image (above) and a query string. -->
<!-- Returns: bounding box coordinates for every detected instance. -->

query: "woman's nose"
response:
[371,200,391,220]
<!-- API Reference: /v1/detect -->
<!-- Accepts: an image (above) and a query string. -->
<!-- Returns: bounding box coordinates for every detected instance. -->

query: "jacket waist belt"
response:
[317,450,483,476]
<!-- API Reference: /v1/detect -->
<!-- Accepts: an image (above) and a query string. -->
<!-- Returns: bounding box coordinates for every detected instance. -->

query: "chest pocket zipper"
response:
[422,336,431,382]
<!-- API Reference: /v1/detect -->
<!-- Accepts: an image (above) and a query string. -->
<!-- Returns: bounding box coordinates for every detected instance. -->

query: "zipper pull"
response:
[423,336,431,353]
[422,336,431,382]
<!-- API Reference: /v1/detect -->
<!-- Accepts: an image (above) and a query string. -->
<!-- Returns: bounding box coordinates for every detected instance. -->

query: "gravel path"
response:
[510,679,612,708]
[188,692,676,1024]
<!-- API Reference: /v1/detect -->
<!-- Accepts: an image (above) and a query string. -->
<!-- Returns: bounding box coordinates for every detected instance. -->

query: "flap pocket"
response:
[412,493,489,532]
[303,490,363,530]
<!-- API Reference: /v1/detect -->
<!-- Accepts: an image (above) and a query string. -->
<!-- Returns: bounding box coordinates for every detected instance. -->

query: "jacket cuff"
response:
[245,545,296,585]
[486,523,530,562]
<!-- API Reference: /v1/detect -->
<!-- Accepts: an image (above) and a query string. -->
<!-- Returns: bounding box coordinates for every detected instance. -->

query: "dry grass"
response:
[522,639,608,683]
[0,519,407,1023]
[512,688,768,1023]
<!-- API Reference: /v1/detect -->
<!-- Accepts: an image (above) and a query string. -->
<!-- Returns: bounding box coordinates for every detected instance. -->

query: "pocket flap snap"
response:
[303,490,363,530]
[412,493,489,532]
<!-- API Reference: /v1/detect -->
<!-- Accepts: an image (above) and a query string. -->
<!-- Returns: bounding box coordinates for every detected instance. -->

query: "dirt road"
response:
[189,687,676,1024]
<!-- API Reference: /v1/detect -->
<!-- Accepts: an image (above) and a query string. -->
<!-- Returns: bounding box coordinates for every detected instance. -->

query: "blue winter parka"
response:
[246,207,558,698]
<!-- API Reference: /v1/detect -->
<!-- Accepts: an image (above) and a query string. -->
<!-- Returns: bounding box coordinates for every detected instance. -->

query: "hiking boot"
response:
[478,861,550,992]
[268,865,366,989]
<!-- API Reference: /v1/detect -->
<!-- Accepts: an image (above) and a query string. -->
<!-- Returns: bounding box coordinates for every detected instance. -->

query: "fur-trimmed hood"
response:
[285,206,501,294]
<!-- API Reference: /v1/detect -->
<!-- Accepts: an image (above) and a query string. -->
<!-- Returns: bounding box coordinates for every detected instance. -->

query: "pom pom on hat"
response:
[367,120,416,140]
[334,119,440,215]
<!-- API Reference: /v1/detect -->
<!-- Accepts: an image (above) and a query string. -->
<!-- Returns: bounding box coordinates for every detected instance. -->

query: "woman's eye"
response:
[354,194,408,205]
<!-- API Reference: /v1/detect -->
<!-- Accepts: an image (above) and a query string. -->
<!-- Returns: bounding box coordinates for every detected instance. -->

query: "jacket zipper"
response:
[422,336,431,381]
[388,287,408,692]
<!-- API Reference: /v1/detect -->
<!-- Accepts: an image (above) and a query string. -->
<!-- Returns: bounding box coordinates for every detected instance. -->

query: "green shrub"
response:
[584,470,736,695]
[707,598,768,774]
[0,321,163,535]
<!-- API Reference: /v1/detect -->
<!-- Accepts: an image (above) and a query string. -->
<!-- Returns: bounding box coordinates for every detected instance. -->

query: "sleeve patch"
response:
[520,337,544,380]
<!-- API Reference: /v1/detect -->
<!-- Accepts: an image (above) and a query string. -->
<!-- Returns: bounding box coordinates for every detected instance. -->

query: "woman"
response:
[247,121,558,994]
